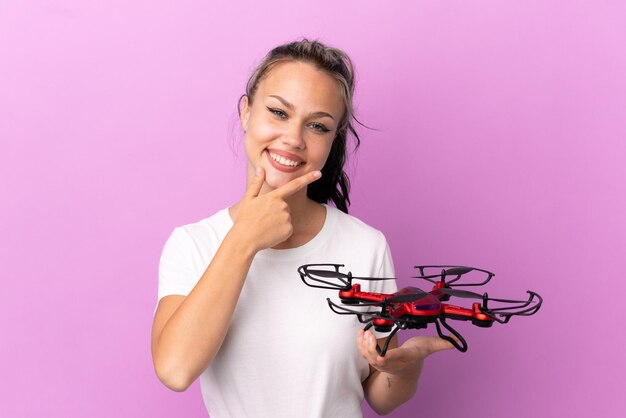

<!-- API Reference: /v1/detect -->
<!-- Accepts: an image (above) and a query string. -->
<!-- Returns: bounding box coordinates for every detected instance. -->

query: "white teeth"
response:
[269,151,301,167]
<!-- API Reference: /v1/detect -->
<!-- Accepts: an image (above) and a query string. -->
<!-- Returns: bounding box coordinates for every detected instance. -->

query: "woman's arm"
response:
[360,331,454,415]
[151,228,257,391]
[151,168,321,392]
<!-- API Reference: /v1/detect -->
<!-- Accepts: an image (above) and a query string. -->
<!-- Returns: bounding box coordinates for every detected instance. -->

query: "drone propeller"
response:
[306,269,395,281]
[300,265,398,292]
[306,269,351,279]
[481,291,543,323]
[413,265,495,287]
[443,266,474,276]
[385,288,429,304]
[437,288,484,299]
[412,266,473,279]
[299,264,351,290]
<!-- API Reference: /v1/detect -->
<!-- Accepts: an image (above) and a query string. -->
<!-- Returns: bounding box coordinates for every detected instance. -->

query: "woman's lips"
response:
[267,148,305,163]
[265,149,304,173]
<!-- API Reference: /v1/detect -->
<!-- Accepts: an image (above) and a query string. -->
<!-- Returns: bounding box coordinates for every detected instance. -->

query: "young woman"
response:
[151,38,453,417]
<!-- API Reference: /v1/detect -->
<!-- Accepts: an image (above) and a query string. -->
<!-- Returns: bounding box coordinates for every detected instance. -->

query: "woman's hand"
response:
[231,167,321,253]
[357,329,454,376]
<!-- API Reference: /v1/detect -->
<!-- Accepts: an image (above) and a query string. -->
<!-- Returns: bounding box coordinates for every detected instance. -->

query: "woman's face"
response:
[240,60,345,191]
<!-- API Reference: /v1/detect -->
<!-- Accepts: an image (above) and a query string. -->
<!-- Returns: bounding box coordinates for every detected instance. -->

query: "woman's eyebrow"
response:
[268,95,335,121]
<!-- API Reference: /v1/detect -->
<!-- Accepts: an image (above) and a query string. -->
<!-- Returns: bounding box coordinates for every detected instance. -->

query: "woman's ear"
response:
[240,95,250,132]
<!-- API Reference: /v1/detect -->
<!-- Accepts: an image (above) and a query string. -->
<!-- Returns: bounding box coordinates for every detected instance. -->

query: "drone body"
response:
[338,284,494,327]
[298,264,542,356]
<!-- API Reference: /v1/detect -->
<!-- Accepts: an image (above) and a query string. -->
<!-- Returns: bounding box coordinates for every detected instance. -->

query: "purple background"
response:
[1,1,625,417]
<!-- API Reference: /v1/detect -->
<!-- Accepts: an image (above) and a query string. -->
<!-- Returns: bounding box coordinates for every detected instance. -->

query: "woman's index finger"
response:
[271,171,322,198]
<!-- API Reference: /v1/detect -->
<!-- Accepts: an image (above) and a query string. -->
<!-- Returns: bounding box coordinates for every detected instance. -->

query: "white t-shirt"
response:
[156,204,398,418]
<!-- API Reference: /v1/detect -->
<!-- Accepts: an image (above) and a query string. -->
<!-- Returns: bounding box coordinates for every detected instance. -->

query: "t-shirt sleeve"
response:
[369,235,399,339]
[153,227,199,316]
[377,238,397,293]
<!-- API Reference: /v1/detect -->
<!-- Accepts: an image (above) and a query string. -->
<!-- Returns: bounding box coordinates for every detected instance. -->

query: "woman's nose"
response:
[280,123,306,149]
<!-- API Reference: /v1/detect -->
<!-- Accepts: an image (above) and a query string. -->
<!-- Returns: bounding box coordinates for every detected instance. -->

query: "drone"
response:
[298,263,542,356]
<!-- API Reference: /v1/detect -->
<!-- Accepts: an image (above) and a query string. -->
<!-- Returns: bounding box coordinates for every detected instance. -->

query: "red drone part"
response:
[298,264,542,356]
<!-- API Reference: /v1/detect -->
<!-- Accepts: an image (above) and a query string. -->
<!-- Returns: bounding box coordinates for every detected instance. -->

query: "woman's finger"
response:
[427,336,455,353]
[270,170,321,199]
[364,331,384,366]
[244,166,265,199]
[357,331,372,358]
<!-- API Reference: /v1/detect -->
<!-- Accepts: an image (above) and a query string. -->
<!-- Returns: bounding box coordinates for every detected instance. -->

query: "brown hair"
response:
[237,37,364,213]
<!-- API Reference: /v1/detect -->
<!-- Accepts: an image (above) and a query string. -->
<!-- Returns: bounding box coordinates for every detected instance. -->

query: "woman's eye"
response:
[310,123,330,133]
[267,107,330,133]
[268,107,286,118]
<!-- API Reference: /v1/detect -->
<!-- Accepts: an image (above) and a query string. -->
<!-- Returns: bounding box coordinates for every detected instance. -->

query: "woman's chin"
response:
[264,170,300,190]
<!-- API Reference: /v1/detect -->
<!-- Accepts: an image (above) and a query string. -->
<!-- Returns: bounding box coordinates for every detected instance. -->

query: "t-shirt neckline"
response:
[222,203,335,260]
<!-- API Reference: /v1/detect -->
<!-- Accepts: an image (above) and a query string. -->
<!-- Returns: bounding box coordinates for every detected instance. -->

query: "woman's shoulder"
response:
[171,207,233,244]
[327,205,387,244]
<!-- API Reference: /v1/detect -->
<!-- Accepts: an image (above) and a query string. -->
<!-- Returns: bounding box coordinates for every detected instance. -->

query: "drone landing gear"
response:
[363,316,468,356]
[435,316,468,352]
[363,322,403,357]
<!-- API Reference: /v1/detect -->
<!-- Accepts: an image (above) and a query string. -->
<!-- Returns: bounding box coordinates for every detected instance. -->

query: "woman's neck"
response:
[273,195,326,249]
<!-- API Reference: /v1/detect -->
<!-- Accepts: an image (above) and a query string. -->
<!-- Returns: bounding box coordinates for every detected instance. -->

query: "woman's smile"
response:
[265,149,305,173]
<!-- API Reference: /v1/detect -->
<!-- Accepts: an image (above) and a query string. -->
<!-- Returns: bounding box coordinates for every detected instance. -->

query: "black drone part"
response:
[437,288,485,299]
[366,315,468,355]
[480,291,543,324]
[363,322,404,356]
[326,298,468,355]
[413,265,495,287]
[305,269,352,279]
[440,266,474,276]
[434,317,468,352]
[298,264,351,290]
[326,298,391,325]
[299,264,397,291]
[384,287,430,304]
